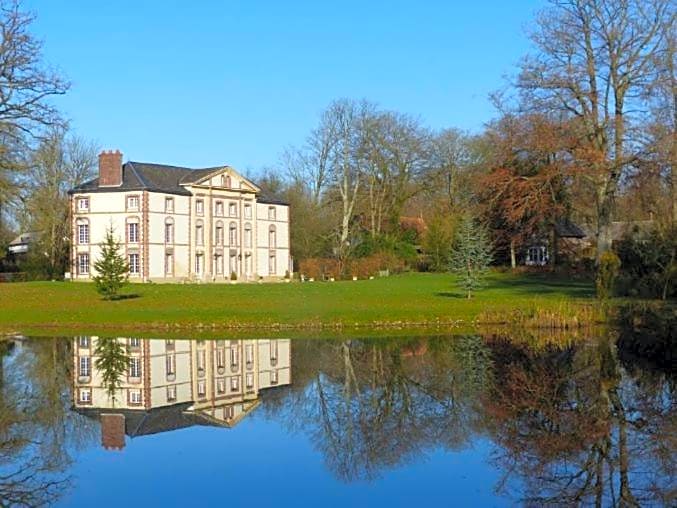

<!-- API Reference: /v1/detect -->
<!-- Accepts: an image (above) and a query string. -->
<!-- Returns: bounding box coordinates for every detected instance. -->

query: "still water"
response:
[0,332,674,507]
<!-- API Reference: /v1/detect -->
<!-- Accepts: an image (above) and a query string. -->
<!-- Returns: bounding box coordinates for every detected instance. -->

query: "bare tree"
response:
[0,0,70,244]
[517,0,673,260]
[361,111,429,237]
[20,128,97,278]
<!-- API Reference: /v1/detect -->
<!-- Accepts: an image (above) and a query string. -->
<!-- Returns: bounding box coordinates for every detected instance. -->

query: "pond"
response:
[0,331,674,506]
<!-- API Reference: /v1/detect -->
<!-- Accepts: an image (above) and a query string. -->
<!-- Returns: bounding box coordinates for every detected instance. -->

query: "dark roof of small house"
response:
[554,219,585,238]
[8,232,37,246]
[69,162,227,196]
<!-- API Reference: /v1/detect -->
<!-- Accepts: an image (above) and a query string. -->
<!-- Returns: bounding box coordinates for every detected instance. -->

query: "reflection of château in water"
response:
[72,338,291,448]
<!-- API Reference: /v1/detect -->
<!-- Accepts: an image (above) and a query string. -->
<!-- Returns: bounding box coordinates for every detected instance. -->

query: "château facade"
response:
[73,337,291,442]
[68,150,291,282]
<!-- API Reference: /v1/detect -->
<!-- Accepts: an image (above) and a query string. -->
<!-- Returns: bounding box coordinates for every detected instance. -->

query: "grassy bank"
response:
[0,272,598,336]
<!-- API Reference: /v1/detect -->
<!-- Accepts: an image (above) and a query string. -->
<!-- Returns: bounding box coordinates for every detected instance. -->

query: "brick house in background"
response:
[68,150,291,282]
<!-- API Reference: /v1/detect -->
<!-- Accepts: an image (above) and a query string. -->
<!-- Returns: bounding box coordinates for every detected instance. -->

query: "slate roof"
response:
[69,162,227,196]
[77,403,226,438]
[554,219,586,238]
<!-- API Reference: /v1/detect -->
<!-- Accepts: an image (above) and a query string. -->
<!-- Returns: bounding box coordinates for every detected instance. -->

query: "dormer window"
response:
[77,197,89,211]
[127,195,139,211]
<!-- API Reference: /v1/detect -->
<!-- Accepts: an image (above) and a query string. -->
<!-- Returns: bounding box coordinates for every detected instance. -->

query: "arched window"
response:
[195,220,204,246]
[269,225,276,248]
[244,223,252,248]
[229,222,237,246]
[215,221,224,246]
[164,218,174,244]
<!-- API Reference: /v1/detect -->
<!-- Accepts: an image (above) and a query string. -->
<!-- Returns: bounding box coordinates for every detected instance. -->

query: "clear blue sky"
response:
[27,0,544,174]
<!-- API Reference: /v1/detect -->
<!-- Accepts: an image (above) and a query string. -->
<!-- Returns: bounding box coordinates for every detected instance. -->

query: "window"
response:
[165,253,173,275]
[195,199,204,216]
[224,175,231,188]
[129,357,141,378]
[215,201,224,216]
[129,338,141,349]
[127,222,139,243]
[165,221,174,244]
[197,380,206,397]
[215,223,224,245]
[165,339,175,351]
[229,254,237,275]
[217,378,226,394]
[195,254,203,274]
[269,252,276,275]
[166,354,175,376]
[270,341,278,362]
[268,206,276,220]
[269,225,276,248]
[271,370,279,384]
[229,223,237,245]
[216,348,225,368]
[77,197,89,211]
[229,202,237,217]
[79,356,91,377]
[78,223,89,244]
[78,253,89,275]
[167,385,177,402]
[225,405,235,419]
[129,253,140,275]
[246,372,254,388]
[129,389,142,405]
[244,224,252,248]
[79,388,92,403]
[230,376,240,391]
[244,204,252,219]
[197,350,206,374]
[78,336,90,348]
[165,197,174,213]
[215,254,223,275]
[127,195,139,210]
[195,223,204,246]
[230,348,239,367]
[245,344,254,366]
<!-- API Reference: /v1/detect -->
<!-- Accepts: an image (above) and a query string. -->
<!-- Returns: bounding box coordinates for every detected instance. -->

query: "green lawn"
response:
[0,272,595,336]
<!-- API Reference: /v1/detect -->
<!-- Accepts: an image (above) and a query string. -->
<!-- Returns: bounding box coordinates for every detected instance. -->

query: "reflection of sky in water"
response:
[60,417,506,507]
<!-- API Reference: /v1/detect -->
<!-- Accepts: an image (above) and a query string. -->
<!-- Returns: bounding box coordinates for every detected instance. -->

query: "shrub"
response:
[230,271,238,281]
[615,226,676,300]
[595,250,621,299]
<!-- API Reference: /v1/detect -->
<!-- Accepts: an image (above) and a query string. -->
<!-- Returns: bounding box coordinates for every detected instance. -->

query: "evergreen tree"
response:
[449,215,493,298]
[94,338,129,406]
[92,226,128,300]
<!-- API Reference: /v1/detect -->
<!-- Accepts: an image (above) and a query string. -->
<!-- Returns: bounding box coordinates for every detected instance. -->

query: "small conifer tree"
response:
[94,338,130,406]
[449,215,493,298]
[93,226,129,300]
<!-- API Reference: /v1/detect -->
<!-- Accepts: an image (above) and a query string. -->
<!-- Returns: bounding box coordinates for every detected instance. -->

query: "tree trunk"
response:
[510,239,516,269]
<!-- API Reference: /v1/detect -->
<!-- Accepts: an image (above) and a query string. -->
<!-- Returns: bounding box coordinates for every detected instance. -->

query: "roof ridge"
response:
[126,162,151,189]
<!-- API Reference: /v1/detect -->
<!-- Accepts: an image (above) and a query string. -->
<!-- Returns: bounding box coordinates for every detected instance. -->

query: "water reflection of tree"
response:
[0,338,97,506]
[484,334,675,507]
[263,336,492,481]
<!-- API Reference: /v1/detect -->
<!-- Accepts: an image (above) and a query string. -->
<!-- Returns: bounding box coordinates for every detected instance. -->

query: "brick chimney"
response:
[100,413,126,450]
[98,150,123,187]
